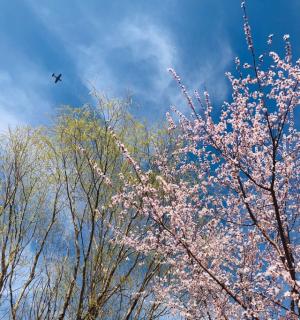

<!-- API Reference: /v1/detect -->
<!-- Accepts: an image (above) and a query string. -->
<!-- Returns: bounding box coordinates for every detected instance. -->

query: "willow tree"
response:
[0,127,62,320]
[0,97,167,320]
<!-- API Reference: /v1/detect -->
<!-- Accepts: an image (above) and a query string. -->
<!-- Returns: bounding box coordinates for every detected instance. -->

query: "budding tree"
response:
[0,98,168,320]
[113,4,300,319]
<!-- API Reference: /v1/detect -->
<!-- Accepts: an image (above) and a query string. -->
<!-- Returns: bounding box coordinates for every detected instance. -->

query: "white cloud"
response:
[27,2,179,115]
[0,109,22,133]
[188,38,233,101]
[117,18,176,90]
[77,18,177,99]
[25,0,234,120]
[0,63,52,131]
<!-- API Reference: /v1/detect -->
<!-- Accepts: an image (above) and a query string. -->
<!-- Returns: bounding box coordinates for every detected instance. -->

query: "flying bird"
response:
[52,73,62,83]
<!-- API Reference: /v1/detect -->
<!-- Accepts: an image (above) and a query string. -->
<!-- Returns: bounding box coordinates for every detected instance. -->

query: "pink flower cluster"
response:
[111,5,300,320]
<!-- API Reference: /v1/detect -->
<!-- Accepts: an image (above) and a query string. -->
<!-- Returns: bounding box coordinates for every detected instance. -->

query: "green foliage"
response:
[0,96,169,319]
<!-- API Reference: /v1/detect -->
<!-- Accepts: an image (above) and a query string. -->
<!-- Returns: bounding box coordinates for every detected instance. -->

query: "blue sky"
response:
[0,0,299,130]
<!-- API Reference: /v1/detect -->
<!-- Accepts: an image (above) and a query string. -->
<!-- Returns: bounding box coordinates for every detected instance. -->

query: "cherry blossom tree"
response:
[112,3,300,319]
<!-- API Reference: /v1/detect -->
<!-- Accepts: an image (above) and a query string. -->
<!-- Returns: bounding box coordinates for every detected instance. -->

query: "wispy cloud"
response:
[185,38,233,105]
[27,1,179,119]
[4,0,299,127]
[0,0,235,128]
[76,17,178,106]
[0,62,52,132]
[0,108,21,133]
